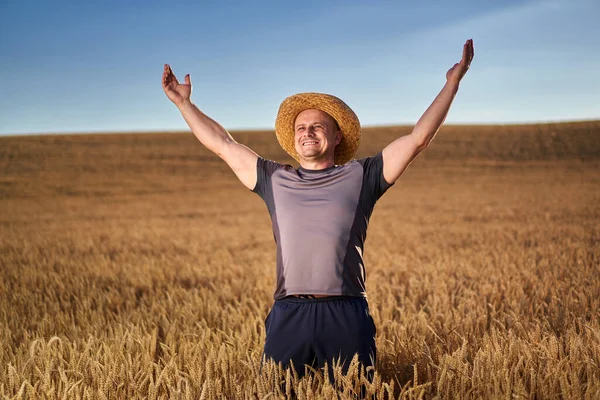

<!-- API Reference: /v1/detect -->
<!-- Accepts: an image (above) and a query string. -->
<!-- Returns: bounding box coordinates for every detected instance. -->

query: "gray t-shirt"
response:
[253,152,393,300]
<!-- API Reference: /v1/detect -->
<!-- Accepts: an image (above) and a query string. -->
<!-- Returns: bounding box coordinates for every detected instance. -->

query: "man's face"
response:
[294,109,341,164]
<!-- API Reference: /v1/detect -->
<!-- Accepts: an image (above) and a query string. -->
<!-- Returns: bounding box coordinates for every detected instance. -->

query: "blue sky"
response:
[1,0,598,135]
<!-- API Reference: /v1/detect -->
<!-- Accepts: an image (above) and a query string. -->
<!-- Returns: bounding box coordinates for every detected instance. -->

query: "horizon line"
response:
[1,118,599,138]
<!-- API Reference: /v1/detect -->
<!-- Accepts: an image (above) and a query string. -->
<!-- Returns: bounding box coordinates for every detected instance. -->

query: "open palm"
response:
[446,39,474,84]
[162,64,192,105]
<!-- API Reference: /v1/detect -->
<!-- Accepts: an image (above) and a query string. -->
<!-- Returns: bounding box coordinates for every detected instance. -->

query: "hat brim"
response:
[275,93,361,165]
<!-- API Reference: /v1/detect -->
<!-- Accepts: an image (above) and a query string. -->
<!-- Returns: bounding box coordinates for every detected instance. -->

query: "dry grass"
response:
[1,121,599,399]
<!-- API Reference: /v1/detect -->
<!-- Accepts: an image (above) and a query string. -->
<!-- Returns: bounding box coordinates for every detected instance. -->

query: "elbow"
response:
[409,131,432,154]
[415,138,430,153]
[215,137,236,158]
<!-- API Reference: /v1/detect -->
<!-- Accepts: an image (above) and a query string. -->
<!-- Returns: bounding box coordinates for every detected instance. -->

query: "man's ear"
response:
[335,130,342,145]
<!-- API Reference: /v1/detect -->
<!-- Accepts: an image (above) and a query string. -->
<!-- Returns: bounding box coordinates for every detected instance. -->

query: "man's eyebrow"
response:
[295,120,331,128]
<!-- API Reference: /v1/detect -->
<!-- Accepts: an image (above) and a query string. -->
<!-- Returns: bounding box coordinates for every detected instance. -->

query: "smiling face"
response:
[293,109,342,168]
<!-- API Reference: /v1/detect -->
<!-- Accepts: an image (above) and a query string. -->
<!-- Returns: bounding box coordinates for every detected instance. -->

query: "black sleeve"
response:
[357,152,394,203]
[252,157,282,199]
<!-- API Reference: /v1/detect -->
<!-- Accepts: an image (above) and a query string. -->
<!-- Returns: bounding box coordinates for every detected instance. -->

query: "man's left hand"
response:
[446,39,474,85]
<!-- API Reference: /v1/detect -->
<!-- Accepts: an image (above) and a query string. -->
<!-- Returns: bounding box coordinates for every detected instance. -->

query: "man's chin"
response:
[298,151,321,160]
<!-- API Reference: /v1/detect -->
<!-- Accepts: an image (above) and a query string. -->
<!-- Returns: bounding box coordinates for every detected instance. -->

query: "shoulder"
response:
[355,152,384,168]
[354,152,394,199]
[253,157,296,194]
[257,157,294,175]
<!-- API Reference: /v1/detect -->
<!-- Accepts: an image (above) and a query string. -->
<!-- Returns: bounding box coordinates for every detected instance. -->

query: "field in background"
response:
[1,121,599,398]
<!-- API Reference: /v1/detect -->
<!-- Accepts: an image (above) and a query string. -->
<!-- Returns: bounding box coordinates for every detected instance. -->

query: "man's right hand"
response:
[160,63,259,190]
[162,64,191,106]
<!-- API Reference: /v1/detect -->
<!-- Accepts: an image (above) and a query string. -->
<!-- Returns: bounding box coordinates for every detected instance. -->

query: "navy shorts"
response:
[262,295,376,380]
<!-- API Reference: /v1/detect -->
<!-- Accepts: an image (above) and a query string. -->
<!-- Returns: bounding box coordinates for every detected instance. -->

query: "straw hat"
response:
[275,92,361,165]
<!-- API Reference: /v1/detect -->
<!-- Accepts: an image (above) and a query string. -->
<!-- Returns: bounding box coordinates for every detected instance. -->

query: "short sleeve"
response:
[357,152,394,202]
[252,157,283,199]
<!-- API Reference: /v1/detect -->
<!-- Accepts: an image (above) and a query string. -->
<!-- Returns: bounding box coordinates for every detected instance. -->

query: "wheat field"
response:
[1,121,599,399]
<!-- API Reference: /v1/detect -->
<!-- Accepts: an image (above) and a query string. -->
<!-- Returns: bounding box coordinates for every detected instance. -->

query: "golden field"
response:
[1,120,599,399]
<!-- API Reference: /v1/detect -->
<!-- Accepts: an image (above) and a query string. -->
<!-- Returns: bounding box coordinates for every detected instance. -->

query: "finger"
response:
[466,40,471,58]
[461,40,469,64]
[163,64,172,81]
[162,64,170,86]
[184,74,191,86]
[167,66,179,86]
[164,64,173,78]
[462,39,474,68]
[469,39,474,62]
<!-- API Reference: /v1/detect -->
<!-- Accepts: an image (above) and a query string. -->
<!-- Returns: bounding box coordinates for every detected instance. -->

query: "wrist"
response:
[445,79,460,92]
[176,98,193,110]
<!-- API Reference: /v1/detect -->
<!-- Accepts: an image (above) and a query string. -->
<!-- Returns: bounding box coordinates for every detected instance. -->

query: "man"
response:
[162,39,474,380]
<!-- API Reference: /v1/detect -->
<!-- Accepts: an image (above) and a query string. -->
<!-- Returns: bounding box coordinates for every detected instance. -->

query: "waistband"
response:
[278,295,367,304]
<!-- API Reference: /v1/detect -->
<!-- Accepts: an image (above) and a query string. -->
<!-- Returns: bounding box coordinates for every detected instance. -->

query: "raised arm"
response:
[381,39,474,184]
[162,64,258,190]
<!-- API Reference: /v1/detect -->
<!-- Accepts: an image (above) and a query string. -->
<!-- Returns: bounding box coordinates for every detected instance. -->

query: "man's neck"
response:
[298,159,335,171]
